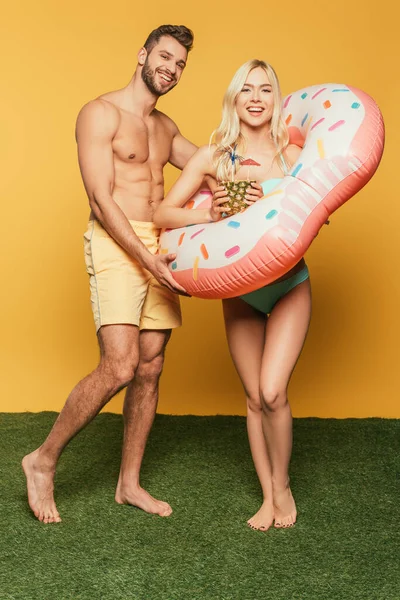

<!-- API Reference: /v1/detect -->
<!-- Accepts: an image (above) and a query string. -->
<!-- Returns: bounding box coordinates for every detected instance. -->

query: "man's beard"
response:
[141,60,176,97]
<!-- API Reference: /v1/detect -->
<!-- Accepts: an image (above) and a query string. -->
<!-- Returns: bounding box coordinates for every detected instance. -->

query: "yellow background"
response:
[1,0,398,417]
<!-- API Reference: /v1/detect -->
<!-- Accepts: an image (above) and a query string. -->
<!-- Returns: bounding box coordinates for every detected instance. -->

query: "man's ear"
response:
[138,47,147,66]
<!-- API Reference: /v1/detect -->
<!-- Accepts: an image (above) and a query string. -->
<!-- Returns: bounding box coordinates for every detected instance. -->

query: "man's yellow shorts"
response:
[83,220,182,332]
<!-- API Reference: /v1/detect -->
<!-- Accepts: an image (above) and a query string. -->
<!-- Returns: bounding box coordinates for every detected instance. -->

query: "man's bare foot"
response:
[22,450,61,524]
[273,484,297,528]
[115,482,172,517]
[247,500,274,532]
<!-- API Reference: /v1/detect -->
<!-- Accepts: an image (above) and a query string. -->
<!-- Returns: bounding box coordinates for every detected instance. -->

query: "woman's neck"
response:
[239,123,276,155]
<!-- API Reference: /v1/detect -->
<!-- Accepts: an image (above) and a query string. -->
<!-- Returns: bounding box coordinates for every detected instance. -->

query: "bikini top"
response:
[261,177,283,196]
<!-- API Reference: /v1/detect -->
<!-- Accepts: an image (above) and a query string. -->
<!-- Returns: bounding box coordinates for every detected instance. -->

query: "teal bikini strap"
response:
[278,151,289,175]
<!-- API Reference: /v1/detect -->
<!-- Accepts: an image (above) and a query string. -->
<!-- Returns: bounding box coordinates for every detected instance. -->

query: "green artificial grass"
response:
[0,413,399,600]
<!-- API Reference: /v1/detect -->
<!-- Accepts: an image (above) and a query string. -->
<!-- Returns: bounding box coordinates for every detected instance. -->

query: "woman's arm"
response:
[154,146,217,228]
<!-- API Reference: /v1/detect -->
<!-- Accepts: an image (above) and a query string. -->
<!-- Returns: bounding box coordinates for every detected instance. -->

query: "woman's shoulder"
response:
[283,143,302,164]
[196,143,217,158]
[190,144,217,169]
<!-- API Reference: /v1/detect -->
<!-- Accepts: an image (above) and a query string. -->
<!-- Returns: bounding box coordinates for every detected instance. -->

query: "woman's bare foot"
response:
[22,450,61,524]
[247,500,274,532]
[273,484,297,528]
[115,481,172,517]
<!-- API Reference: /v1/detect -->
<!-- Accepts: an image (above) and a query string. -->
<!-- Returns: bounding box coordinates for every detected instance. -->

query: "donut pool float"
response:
[160,83,385,299]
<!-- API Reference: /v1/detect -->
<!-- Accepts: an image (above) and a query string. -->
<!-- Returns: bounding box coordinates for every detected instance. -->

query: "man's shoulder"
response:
[153,109,179,135]
[78,97,120,121]
[76,98,120,138]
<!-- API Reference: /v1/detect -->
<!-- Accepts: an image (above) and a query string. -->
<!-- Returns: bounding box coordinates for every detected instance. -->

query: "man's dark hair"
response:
[143,25,194,55]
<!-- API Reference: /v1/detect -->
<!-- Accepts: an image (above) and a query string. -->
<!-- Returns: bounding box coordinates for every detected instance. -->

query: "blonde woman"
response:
[154,60,311,531]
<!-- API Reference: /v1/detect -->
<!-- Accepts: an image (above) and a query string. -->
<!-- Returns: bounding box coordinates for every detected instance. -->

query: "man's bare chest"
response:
[112,116,173,167]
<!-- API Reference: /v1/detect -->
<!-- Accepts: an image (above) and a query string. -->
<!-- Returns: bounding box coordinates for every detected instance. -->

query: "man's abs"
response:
[89,174,166,222]
[89,97,174,221]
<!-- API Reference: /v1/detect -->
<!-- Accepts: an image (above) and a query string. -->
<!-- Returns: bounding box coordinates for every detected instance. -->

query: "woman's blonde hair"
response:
[211,59,289,182]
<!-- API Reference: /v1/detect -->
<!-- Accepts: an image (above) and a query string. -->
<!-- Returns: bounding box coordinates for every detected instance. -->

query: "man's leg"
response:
[22,324,139,523]
[115,328,172,517]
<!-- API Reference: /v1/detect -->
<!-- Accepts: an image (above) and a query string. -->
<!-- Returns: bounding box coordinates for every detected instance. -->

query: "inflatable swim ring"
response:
[160,83,384,299]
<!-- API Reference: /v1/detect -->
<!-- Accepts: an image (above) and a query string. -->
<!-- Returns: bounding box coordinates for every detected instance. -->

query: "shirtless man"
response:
[22,25,199,523]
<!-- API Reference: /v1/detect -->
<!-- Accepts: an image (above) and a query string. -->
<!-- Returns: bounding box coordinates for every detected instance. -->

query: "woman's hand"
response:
[209,185,231,221]
[244,182,264,205]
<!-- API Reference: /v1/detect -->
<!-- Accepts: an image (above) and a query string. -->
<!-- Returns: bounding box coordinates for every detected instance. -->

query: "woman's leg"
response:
[222,297,274,531]
[259,278,311,528]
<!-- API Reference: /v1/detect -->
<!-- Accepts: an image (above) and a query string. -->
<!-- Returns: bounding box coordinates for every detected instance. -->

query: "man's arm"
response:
[154,146,215,228]
[169,127,218,199]
[76,100,187,294]
[168,124,198,171]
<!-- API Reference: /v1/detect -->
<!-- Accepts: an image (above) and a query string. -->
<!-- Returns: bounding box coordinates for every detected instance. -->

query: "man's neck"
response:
[120,71,159,117]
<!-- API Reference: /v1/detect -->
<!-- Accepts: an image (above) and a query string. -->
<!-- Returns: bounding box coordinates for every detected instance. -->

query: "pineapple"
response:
[221,180,257,216]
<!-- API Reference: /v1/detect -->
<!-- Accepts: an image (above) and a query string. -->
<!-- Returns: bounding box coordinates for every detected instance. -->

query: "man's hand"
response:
[150,254,191,296]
